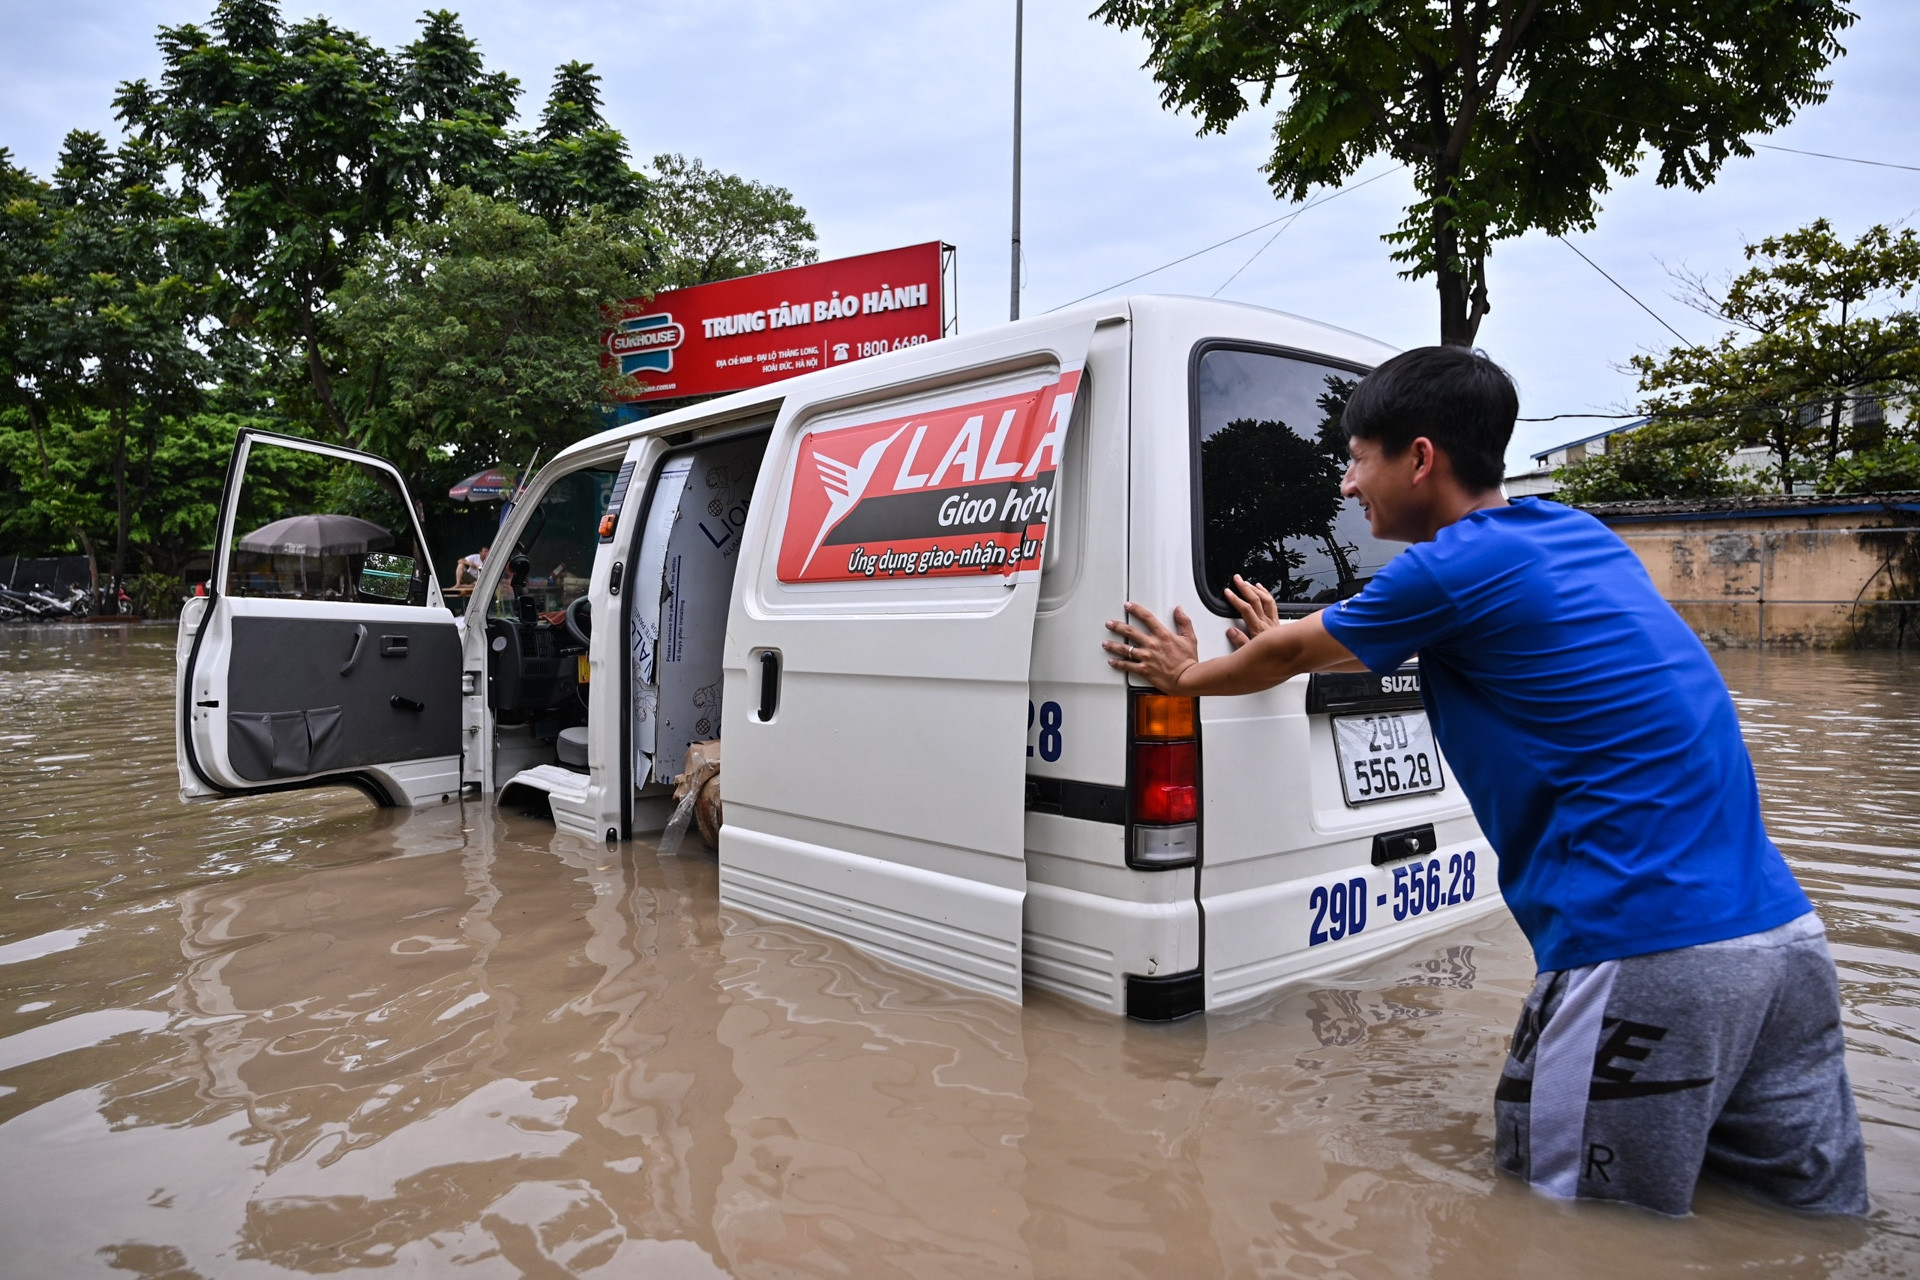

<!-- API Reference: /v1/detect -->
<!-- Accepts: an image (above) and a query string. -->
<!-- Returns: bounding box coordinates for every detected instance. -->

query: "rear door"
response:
[720,320,1094,1002]
[177,430,463,806]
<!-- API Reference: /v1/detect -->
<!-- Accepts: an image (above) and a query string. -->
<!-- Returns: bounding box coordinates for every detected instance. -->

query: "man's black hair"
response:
[1341,346,1517,492]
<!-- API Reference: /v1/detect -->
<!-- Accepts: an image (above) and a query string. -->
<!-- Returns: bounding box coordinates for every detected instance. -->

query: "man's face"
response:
[1341,435,1427,543]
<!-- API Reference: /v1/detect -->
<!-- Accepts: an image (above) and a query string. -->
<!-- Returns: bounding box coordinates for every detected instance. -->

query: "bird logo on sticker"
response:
[799,427,906,573]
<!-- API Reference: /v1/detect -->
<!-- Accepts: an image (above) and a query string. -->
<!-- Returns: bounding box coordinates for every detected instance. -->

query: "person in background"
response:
[456,544,489,587]
[1102,345,1866,1218]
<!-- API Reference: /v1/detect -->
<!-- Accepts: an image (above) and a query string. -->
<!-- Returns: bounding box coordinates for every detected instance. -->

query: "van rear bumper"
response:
[1202,838,1504,1010]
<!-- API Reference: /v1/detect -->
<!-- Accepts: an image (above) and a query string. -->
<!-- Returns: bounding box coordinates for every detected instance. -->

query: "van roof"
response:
[544,293,1398,469]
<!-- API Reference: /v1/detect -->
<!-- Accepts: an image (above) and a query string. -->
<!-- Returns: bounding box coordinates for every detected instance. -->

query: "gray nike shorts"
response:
[1494,910,1868,1216]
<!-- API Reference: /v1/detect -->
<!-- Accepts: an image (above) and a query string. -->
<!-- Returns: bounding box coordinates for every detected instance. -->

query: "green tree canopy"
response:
[332,187,652,487]
[1622,219,1920,495]
[117,0,648,436]
[1097,0,1855,346]
[0,132,212,597]
[1551,418,1758,505]
[648,153,817,290]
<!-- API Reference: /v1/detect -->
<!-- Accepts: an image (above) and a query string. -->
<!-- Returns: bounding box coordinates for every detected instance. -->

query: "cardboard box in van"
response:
[175,295,1503,1021]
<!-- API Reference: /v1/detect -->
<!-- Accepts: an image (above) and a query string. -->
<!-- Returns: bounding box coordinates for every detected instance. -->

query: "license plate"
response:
[1333,711,1445,805]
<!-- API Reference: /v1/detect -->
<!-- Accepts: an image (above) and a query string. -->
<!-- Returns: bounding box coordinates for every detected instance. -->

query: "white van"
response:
[175,295,1502,1020]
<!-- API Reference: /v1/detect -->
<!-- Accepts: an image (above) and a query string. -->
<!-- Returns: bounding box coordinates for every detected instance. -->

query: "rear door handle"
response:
[756,650,780,722]
[340,624,367,676]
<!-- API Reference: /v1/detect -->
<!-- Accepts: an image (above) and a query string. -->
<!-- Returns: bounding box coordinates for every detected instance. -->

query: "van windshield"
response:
[1193,346,1405,610]
[489,465,618,621]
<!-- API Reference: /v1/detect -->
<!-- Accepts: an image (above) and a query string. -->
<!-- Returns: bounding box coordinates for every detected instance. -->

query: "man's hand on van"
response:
[1108,605,1365,696]
[1104,604,1199,693]
[1224,575,1279,650]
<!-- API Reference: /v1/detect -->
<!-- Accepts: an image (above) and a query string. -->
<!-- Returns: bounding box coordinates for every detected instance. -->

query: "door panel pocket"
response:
[228,705,345,781]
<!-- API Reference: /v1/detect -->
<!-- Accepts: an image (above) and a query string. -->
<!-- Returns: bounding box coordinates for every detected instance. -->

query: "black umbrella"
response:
[237,514,394,556]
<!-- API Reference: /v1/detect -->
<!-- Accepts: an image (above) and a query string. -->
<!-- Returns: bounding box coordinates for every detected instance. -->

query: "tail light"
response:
[1129,693,1199,869]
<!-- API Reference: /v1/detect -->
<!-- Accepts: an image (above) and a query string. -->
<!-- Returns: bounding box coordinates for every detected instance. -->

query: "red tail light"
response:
[1133,741,1198,824]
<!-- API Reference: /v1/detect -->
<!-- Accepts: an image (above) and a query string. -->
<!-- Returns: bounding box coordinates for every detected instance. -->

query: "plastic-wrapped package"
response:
[659,740,721,855]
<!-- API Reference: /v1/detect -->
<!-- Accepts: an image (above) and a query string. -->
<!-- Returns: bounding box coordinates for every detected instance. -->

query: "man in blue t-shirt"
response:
[1103,345,1866,1217]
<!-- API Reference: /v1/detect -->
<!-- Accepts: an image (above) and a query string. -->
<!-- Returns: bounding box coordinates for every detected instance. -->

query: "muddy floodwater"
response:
[1,628,1915,1278]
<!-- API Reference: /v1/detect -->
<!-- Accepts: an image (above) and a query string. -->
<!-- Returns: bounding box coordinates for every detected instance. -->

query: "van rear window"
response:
[1193,346,1404,611]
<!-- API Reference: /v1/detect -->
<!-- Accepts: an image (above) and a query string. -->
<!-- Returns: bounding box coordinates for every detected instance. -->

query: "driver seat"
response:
[556,725,589,771]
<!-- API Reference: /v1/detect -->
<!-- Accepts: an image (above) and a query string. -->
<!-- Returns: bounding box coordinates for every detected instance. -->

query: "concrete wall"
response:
[1600,511,1920,649]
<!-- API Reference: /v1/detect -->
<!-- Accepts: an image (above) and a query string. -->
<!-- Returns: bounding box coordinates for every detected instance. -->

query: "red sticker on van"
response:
[776,370,1080,583]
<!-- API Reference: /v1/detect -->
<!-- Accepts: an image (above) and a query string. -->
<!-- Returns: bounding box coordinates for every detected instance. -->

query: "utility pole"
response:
[1009,0,1023,322]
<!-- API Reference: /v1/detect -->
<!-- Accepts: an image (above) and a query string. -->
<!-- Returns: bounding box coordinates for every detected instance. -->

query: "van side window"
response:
[1192,347,1403,610]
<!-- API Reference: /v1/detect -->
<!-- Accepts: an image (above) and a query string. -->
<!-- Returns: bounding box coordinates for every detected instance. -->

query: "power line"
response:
[1209,169,1402,297]
[1553,235,1702,351]
[1753,142,1920,173]
[1048,166,1401,312]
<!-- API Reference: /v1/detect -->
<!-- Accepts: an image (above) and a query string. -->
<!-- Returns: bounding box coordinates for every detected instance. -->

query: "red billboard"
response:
[608,242,948,403]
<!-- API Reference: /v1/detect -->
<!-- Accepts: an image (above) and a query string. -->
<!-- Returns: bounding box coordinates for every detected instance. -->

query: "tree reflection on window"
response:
[1197,351,1394,606]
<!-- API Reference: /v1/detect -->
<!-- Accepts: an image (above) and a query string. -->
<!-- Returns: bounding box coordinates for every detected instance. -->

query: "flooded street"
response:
[1,627,1915,1277]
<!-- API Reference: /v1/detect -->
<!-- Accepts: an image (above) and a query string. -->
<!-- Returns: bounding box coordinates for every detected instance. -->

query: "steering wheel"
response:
[564,594,592,646]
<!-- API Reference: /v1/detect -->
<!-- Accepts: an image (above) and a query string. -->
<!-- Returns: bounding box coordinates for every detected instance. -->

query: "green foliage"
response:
[119,1,647,435]
[649,153,817,289]
[0,131,212,599]
[1552,419,1761,505]
[1631,219,1920,494]
[0,408,272,571]
[332,187,653,486]
[0,2,817,589]
[1822,440,1920,495]
[1097,0,1855,345]
[125,571,186,619]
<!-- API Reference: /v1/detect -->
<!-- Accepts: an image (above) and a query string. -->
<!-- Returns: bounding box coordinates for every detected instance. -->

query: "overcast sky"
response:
[4,0,1916,470]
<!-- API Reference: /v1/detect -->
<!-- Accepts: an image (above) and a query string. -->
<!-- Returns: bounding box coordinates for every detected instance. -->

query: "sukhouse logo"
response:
[609,313,685,376]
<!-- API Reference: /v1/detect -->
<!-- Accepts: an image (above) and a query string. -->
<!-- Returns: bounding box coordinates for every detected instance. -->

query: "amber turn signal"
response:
[1134,694,1196,742]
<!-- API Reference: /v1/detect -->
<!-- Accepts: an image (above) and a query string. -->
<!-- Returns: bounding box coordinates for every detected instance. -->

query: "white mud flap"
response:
[720,319,1095,1002]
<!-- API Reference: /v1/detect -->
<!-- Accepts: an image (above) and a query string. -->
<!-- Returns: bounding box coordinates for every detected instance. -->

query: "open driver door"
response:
[176,430,464,807]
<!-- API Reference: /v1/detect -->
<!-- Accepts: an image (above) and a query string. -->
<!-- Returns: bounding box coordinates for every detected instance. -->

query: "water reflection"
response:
[0,627,1914,1276]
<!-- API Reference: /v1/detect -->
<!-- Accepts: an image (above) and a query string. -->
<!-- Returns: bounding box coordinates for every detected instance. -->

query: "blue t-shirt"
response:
[1319,498,1809,971]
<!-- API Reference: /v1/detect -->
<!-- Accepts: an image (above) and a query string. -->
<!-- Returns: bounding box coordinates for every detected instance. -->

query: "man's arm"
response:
[1103,600,1365,697]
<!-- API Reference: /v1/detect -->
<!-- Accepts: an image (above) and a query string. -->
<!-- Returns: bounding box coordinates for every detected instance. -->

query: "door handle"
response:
[390,695,426,713]
[340,624,368,676]
[756,650,780,722]
[381,634,409,657]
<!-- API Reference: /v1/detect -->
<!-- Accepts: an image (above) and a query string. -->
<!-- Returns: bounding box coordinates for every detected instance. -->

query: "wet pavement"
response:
[0,626,1914,1277]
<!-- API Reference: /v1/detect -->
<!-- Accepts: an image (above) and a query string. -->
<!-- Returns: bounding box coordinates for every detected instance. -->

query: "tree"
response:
[1629,219,1920,494]
[118,1,647,437]
[1552,419,1757,505]
[5,132,212,605]
[0,151,99,575]
[1097,0,1855,346]
[648,153,817,289]
[331,187,651,491]
[509,63,649,228]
